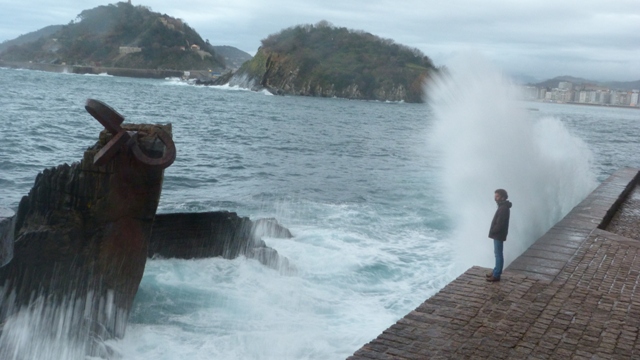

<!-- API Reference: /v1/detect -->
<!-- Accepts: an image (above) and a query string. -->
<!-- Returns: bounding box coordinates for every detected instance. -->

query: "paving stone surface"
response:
[506,167,638,282]
[348,168,640,360]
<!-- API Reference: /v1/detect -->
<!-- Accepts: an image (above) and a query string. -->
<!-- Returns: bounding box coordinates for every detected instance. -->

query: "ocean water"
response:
[0,64,639,359]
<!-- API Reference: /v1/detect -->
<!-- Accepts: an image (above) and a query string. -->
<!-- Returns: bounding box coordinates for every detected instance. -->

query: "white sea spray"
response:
[426,53,598,276]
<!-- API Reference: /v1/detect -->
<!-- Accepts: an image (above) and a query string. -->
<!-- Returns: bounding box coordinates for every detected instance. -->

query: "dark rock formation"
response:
[0,208,14,268]
[252,217,294,239]
[149,212,294,272]
[0,123,173,341]
[193,71,234,86]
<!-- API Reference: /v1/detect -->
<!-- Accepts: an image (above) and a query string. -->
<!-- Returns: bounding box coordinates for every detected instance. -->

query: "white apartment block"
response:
[579,91,587,103]
[631,91,639,107]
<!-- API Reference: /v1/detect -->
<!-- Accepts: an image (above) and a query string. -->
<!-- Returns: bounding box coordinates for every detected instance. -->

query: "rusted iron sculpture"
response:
[0,100,293,358]
[0,100,176,352]
[85,99,176,168]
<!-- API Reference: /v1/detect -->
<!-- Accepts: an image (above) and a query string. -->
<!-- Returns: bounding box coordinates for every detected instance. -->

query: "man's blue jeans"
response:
[493,239,504,279]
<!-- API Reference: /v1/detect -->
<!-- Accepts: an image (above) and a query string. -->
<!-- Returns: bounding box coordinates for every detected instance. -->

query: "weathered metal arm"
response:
[85,99,176,169]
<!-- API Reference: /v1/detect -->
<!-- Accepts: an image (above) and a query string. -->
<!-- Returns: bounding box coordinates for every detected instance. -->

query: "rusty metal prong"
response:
[130,130,177,169]
[85,99,125,135]
[93,131,131,166]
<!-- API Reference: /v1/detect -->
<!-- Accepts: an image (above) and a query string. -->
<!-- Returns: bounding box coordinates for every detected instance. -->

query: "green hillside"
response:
[0,2,225,70]
[232,21,436,102]
[212,46,252,70]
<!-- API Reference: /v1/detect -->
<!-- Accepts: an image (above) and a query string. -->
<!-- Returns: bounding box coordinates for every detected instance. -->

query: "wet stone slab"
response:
[529,243,578,255]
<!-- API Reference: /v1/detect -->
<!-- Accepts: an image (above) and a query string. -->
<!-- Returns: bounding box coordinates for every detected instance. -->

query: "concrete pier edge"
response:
[348,167,640,359]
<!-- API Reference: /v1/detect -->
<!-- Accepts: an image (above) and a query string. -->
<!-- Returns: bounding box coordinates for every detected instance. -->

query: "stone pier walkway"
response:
[348,168,640,359]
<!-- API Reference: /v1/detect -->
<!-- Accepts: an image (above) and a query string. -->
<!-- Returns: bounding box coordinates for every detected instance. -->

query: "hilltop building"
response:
[119,46,142,55]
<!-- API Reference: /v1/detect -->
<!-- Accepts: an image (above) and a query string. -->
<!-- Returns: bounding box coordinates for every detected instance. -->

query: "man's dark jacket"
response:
[489,200,512,241]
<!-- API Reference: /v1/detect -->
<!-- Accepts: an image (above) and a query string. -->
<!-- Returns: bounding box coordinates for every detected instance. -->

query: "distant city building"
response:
[611,91,629,106]
[538,88,547,100]
[631,91,639,107]
[578,91,587,103]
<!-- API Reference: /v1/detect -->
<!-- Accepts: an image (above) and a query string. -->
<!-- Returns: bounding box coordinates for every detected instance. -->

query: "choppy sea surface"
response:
[1,64,639,359]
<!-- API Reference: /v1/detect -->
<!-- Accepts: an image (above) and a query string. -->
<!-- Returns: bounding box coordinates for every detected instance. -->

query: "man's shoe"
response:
[486,276,500,282]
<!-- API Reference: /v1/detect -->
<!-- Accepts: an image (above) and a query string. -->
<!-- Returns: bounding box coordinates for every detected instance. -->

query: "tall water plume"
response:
[426,54,598,276]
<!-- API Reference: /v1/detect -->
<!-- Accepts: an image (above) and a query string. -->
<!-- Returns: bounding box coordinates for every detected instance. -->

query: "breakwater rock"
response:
[150,213,294,271]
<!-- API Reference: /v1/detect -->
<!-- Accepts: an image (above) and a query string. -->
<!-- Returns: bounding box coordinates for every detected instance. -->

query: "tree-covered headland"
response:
[0,2,225,70]
[232,21,437,103]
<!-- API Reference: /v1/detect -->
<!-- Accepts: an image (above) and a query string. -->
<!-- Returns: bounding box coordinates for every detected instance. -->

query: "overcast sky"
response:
[1,0,639,82]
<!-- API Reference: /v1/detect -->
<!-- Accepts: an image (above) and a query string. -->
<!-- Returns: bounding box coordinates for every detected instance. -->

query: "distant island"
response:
[217,21,437,103]
[0,2,229,71]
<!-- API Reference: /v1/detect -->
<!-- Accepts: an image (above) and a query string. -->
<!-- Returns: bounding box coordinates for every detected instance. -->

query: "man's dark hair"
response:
[495,189,508,200]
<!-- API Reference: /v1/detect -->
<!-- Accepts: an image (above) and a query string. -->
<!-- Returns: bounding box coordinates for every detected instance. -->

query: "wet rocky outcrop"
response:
[149,213,293,271]
[0,208,14,268]
[194,71,233,86]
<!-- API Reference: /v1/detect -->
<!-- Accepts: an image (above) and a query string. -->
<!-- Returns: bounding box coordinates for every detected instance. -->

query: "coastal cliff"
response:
[227,22,436,103]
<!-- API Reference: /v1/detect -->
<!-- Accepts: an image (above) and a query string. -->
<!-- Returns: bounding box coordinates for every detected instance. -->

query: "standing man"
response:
[486,189,512,282]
